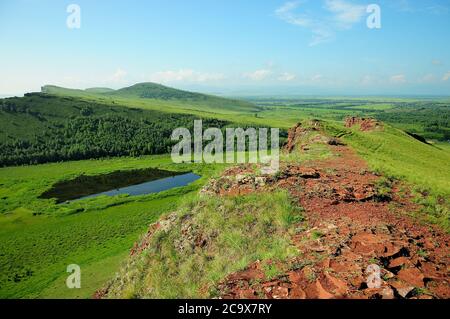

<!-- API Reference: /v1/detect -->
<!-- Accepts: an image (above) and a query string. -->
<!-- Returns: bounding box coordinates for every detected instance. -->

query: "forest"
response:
[0,93,280,166]
[0,94,230,166]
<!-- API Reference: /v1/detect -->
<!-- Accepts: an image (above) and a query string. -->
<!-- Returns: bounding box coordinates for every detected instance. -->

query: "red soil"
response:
[217,128,449,299]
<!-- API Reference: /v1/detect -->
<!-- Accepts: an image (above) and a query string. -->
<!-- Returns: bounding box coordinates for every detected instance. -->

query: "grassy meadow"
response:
[0,155,226,298]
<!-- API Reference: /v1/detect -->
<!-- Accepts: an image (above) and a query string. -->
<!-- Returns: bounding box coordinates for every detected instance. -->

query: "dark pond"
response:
[40,168,200,203]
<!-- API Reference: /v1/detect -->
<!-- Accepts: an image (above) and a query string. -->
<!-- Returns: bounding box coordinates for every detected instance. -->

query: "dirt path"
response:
[217,124,449,299]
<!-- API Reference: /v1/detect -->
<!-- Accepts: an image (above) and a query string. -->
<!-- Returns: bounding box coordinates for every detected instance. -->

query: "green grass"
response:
[0,197,175,298]
[104,190,302,298]
[0,155,226,298]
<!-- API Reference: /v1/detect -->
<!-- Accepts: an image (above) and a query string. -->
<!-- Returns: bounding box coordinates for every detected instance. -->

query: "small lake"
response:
[40,168,200,203]
[76,173,200,201]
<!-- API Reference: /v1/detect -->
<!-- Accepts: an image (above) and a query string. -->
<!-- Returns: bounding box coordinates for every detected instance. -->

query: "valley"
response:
[0,83,449,299]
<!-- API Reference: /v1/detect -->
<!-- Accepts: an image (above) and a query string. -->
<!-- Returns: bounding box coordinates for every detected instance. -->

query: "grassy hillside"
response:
[107,82,204,99]
[85,87,115,94]
[42,83,261,113]
[104,190,302,298]
[0,93,229,166]
[41,85,101,98]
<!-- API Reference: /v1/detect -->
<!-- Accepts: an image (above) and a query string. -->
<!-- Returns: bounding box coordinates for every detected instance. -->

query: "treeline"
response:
[375,104,450,141]
[0,94,228,166]
[0,114,232,166]
[0,94,283,166]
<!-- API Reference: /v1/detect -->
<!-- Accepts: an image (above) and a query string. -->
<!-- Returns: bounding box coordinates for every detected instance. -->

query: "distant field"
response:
[347,104,395,110]
[251,98,449,141]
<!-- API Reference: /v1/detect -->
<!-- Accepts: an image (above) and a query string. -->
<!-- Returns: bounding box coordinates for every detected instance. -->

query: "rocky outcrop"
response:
[345,117,382,131]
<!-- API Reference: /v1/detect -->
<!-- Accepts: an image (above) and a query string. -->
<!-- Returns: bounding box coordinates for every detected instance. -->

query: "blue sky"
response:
[1,0,449,96]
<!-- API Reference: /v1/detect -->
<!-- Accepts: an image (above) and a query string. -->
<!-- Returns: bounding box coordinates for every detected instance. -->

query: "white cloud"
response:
[110,68,127,82]
[109,68,127,83]
[432,59,443,66]
[243,69,272,81]
[324,0,366,28]
[390,74,407,84]
[311,74,323,82]
[149,69,225,83]
[278,72,297,81]
[275,1,333,46]
[275,0,366,46]
[275,1,312,27]
[443,71,450,81]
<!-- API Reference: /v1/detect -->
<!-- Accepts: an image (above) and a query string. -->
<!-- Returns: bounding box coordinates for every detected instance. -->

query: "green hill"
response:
[41,85,95,97]
[106,82,201,99]
[42,85,114,95]
[41,83,261,113]
[0,93,229,166]
[85,87,115,94]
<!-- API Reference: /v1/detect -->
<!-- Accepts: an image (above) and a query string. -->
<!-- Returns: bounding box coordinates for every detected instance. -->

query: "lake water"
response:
[77,172,200,201]
[39,168,200,203]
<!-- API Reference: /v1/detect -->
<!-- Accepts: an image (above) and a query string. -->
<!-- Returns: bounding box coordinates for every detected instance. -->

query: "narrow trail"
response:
[217,122,449,299]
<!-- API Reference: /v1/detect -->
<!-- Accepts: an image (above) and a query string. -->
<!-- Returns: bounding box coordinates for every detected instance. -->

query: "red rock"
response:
[323,273,348,296]
[427,280,450,299]
[364,287,395,299]
[227,268,264,281]
[379,287,395,299]
[341,250,363,261]
[389,257,410,268]
[352,233,389,244]
[305,280,335,299]
[397,268,425,287]
[288,271,305,285]
[272,286,289,299]
[330,260,361,273]
[289,285,307,299]
[420,262,442,280]
[238,289,257,299]
[352,241,385,256]
[261,280,279,288]
[351,233,391,256]
[390,281,415,298]
[383,243,403,257]
[321,258,331,268]
[423,238,435,249]
[298,168,320,179]
[350,275,366,288]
